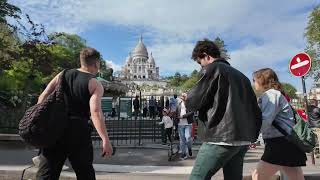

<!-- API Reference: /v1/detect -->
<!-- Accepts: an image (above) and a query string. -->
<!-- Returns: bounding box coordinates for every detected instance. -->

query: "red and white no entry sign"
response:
[289,52,312,77]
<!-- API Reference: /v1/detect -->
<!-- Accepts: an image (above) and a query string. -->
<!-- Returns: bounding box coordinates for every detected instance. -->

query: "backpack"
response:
[272,106,318,153]
[19,70,69,148]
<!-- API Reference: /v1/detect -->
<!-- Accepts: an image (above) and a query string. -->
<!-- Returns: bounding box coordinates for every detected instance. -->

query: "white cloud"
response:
[104,60,122,72]
[11,0,314,39]
[229,41,302,73]
[9,0,319,90]
[149,42,198,75]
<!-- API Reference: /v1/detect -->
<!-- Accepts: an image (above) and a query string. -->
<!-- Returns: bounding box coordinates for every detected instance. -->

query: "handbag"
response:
[19,70,69,148]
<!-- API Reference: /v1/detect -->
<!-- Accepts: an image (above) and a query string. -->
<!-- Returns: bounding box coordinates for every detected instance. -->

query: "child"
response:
[251,68,306,180]
[159,109,173,143]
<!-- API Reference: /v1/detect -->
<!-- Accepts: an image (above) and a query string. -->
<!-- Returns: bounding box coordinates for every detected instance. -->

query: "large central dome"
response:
[132,36,148,58]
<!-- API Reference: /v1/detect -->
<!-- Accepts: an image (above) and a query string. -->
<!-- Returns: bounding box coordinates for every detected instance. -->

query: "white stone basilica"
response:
[120,36,159,80]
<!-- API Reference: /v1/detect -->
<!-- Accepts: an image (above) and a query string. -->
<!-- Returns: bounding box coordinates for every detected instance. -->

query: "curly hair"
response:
[253,68,283,92]
[80,47,101,66]
[191,38,220,61]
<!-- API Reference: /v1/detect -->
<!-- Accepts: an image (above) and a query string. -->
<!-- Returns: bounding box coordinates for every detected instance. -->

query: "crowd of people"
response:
[32,39,320,180]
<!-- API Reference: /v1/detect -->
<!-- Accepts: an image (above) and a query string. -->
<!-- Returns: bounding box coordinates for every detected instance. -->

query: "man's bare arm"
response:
[89,79,109,141]
[37,72,61,104]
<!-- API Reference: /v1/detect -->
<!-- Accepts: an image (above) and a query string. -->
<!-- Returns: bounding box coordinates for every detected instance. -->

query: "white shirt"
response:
[159,116,173,129]
[179,101,189,125]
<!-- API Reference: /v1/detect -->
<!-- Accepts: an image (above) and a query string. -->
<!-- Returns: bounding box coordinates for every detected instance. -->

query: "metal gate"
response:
[92,95,168,146]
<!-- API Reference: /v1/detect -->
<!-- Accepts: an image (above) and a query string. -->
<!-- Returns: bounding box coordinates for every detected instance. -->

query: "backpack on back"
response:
[273,106,318,153]
[19,70,69,148]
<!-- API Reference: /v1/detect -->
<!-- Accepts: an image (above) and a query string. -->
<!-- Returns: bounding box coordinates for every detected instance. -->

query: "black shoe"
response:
[188,148,192,157]
[180,154,187,160]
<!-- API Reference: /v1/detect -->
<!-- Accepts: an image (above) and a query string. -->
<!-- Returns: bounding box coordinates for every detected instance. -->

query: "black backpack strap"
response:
[272,104,296,136]
[60,69,70,115]
[272,121,289,136]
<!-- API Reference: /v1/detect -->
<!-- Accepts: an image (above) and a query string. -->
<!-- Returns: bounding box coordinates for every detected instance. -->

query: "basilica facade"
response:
[120,36,159,80]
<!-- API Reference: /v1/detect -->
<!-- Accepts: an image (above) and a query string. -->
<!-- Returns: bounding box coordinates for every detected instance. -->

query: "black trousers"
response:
[134,109,139,120]
[165,128,173,143]
[36,118,95,180]
[149,106,155,118]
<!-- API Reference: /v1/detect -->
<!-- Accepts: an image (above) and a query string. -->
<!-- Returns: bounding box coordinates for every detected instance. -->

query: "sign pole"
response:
[289,53,315,165]
[302,76,309,110]
[302,76,316,165]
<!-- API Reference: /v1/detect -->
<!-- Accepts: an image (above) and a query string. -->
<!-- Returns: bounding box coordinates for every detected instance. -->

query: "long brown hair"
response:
[253,68,283,92]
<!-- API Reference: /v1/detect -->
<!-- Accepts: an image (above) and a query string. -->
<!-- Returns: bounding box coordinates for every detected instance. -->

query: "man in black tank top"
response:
[36,48,113,180]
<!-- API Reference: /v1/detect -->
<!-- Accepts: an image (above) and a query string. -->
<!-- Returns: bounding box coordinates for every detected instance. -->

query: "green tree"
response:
[305,5,320,81]
[0,1,21,71]
[181,76,199,91]
[191,70,199,77]
[49,32,87,69]
[0,0,20,24]
[168,72,182,87]
[281,83,297,99]
[99,60,113,81]
[214,37,230,60]
[0,23,20,71]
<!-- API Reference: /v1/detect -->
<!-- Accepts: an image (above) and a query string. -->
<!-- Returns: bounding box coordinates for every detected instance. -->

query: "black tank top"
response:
[64,69,95,118]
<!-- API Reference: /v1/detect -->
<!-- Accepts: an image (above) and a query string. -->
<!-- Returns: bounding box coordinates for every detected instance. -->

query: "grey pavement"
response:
[0,140,319,180]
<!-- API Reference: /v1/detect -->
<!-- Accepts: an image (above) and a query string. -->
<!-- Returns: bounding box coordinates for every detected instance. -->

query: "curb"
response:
[1,165,319,180]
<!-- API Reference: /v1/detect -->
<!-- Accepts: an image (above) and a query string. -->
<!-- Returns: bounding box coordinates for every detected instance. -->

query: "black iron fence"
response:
[91,95,168,147]
[0,94,37,134]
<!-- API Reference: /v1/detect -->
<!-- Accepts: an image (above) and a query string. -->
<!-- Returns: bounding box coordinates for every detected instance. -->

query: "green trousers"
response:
[189,143,248,180]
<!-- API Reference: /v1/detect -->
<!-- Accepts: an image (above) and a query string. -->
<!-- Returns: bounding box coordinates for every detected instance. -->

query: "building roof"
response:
[148,52,155,64]
[132,35,148,58]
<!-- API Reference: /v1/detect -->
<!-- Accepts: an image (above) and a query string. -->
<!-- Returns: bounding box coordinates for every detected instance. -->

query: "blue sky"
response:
[10,0,320,91]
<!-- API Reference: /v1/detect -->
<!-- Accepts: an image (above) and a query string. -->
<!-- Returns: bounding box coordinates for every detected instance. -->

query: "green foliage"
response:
[305,5,320,81]
[281,83,297,99]
[49,32,87,69]
[0,23,20,71]
[181,76,199,90]
[99,61,114,81]
[166,70,200,90]
[168,72,189,87]
[0,0,20,24]
[214,37,230,60]
[0,2,94,132]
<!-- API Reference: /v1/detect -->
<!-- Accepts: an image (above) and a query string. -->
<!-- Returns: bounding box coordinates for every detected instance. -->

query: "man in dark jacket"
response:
[186,39,262,180]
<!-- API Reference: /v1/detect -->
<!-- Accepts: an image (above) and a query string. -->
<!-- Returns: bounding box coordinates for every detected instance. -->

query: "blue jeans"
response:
[178,124,192,155]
